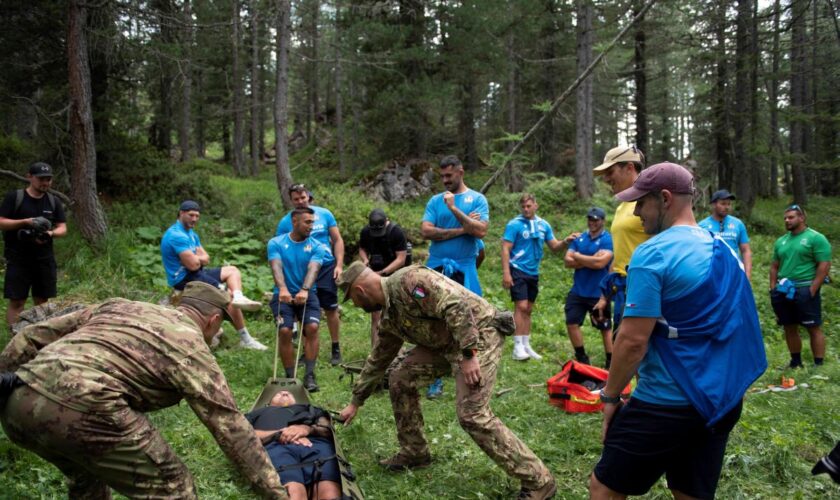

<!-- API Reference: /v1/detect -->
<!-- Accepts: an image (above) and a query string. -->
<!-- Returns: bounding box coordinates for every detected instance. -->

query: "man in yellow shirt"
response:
[592,146,649,332]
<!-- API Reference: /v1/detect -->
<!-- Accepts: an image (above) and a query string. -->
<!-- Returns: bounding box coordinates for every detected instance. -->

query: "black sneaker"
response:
[576,354,591,365]
[303,372,320,392]
[330,348,342,367]
[789,359,804,369]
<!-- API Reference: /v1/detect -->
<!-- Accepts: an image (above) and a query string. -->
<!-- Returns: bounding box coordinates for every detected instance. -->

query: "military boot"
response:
[518,477,556,499]
[379,452,432,472]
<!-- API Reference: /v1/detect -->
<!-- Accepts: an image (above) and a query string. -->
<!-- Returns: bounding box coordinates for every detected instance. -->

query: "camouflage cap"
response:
[180,281,232,320]
[337,261,369,302]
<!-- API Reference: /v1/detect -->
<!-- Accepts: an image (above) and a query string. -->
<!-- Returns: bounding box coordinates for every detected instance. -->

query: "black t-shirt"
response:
[0,189,66,259]
[245,404,327,431]
[358,223,408,271]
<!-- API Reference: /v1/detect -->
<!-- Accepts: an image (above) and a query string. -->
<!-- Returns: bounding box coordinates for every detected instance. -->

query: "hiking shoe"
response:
[576,354,591,365]
[303,372,320,392]
[512,343,530,361]
[518,477,557,499]
[523,344,542,361]
[379,452,432,472]
[330,348,342,366]
[231,295,262,312]
[426,378,444,399]
[789,359,804,369]
[239,335,268,350]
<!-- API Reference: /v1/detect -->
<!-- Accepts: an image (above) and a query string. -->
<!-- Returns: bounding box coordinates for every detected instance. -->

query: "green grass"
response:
[1,166,839,499]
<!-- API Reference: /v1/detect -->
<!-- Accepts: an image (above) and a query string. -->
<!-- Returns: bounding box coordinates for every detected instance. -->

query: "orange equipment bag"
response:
[546,360,632,413]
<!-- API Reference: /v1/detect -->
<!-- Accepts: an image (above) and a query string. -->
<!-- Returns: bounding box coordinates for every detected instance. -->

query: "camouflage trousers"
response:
[388,330,553,490]
[1,385,197,499]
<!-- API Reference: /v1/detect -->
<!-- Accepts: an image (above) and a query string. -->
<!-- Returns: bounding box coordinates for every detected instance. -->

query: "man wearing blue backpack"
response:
[591,163,766,500]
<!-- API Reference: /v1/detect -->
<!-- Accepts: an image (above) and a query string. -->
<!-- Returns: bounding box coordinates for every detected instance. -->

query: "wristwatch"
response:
[300,286,309,291]
[599,389,621,404]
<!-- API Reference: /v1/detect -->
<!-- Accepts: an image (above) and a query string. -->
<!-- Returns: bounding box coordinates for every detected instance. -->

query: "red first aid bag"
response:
[547,360,632,413]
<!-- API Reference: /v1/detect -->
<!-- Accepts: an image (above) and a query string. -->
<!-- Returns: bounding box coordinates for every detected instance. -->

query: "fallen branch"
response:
[480,0,658,194]
[0,169,74,207]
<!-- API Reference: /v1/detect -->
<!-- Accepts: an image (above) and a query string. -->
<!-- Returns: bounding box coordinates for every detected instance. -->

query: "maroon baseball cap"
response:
[616,162,695,202]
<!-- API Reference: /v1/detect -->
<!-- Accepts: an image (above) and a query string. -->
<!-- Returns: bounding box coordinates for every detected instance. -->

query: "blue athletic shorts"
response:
[594,398,742,500]
[271,292,321,328]
[265,437,340,486]
[173,267,223,291]
[315,262,339,311]
[564,292,611,330]
[770,287,822,327]
[509,267,539,303]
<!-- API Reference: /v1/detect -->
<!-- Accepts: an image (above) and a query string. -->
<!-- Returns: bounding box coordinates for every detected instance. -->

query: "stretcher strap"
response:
[292,301,307,381]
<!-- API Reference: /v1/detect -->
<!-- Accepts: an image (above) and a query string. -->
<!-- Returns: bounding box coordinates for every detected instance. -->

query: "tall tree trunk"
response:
[232,0,246,175]
[305,0,320,144]
[399,0,427,157]
[506,31,517,139]
[335,0,346,177]
[733,0,755,217]
[153,0,175,154]
[633,0,648,156]
[194,68,206,158]
[179,0,192,163]
[789,0,809,204]
[575,0,594,199]
[458,81,478,170]
[68,0,107,244]
[768,0,781,197]
[249,0,260,175]
[275,0,294,209]
[536,0,559,173]
[349,73,359,171]
[714,0,732,190]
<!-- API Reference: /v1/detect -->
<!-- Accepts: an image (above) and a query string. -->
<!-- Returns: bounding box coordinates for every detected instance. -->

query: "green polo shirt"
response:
[772,228,832,283]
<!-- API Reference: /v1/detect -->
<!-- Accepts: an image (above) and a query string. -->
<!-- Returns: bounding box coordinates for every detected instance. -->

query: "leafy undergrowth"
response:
[0,166,838,499]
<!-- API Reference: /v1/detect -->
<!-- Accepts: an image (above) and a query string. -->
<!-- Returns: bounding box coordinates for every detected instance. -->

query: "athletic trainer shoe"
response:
[330,348,342,366]
[518,477,557,499]
[523,344,543,361]
[512,342,530,361]
[239,335,268,351]
[303,372,320,392]
[379,452,432,472]
[231,295,262,312]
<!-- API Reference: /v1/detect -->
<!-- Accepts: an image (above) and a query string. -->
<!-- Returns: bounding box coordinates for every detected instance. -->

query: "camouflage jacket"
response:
[351,266,502,407]
[0,299,287,499]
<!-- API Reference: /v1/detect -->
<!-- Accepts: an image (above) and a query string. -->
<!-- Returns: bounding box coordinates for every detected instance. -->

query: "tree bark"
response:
[305,0,320,144]
[179,0,192,163]
[789,0,809,205]
[68,0,107,244]
[633,0,648,156]
[275,0,294,209]
[714,0,732,190]
[335,0,346,177]
[232,0,246,175]
[194,68,206,158]
[768,0,781,196]
[575,0,594,199]
[249,0,261,175]
[537,0,560,173]
[458,81,478,171]
[153,0,175,154]
[733,0,754,217]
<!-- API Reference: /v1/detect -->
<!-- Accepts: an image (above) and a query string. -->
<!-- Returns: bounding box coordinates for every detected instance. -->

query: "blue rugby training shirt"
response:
[568,230,613,298]
[160,221,202,286]
[276,206,337,264]
[267,233,327,294]
[502,215,556,277]
[697,214,749,259]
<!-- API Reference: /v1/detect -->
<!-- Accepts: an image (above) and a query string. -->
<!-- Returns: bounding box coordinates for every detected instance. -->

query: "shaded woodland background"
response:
[1,0,838,243]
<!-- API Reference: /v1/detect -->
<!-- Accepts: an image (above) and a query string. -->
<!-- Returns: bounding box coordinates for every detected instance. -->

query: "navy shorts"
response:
[173,267,223,291]
[564,292,611,330]
[770,287,822,327]
[594,398,742,499]
[509,267,539,302]
[432,266,465,286]
[315,261,339,311]
[271,292,321,328]
[265,437,340,486]
[4,257,57,300]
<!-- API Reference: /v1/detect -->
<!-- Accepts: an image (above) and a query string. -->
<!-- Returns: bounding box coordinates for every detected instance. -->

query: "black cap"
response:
[710,189,736,203]
[28,162,53,178]
[368,208,388,237]
[180,200,201,212]
[587,207,606,220]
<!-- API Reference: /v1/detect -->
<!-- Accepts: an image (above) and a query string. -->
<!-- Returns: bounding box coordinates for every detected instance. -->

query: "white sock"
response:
[238,328,250,338]
[233,290,245,300]
[514,336,524,346]
[524,335,531,346]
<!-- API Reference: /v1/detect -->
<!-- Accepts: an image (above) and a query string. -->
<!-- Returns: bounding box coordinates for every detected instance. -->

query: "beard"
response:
[362,304,383,313]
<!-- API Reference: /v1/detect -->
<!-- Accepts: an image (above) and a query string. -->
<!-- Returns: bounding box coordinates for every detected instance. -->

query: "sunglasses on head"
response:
[785,204,805,215]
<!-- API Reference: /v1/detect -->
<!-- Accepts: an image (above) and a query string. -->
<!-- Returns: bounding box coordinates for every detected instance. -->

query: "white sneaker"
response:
[524,344,543,361]
[512,342,530,361]
[231,295,262,312]
[239,335,268,350]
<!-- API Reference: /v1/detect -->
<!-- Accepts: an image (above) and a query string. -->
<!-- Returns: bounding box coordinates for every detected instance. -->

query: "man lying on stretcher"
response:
[246,391,341,500]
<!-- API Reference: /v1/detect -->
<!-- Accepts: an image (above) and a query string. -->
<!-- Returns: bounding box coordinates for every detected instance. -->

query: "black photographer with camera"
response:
[0,162,67,332]
[358,208,409,345]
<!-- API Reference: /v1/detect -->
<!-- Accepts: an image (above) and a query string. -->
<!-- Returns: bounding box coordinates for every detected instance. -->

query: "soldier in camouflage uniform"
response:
[0,282,288,499]
[337,262,556,499]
